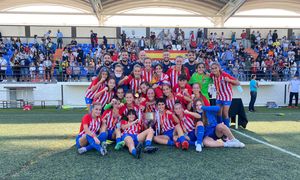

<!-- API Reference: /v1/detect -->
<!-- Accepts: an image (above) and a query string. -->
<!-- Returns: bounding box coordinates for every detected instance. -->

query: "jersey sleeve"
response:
[223,72,236,81]
[124,75,133,85]
[188,73,197,84]
[82,114,91,125]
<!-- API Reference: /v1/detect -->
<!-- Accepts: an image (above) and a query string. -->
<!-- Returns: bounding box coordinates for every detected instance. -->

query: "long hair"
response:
[193,98,207,125]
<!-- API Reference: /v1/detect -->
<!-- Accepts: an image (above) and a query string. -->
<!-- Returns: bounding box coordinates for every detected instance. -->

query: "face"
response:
[117,89,124,99]
[188,53,195,62]
[108,79,116,89]
[144,59,152,69]
[128,113,136,122]
[162,85,171,96]
[133,67,141,78]
[92,105,102,117]
[157,102,166,112]
[155,65,163,75]
[175,57,183,67]
[178,79,187,88]
[210,64,219,75]
[163,52,170,61]
[101,72,108,80]
[121,52,128,61]
[140,84,149,93]
[197,64,205,74]
[114,67,123,78]
[147,89,155,101]
[125,93,134,104]
[139,51,146,61]
[112,100,120,109]
[195,100,203,112]
[104,55,111,65]
[193,83,200,94]
[174,104,183,116]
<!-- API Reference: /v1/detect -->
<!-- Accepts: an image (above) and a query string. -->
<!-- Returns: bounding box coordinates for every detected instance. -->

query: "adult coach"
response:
[288,75,300,108]
[249,74,258,112]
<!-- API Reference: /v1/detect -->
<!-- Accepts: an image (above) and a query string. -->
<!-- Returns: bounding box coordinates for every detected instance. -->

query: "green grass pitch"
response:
[0,107,300,179]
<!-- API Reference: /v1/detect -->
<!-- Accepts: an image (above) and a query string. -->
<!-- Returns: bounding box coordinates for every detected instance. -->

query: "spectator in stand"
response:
[44,30,51,40]
[138,36,146,50]
[56,29,63,49]
[44,56,52,82]
[150,32,156,49]
[90,30,98,48]
[272,30,278,43]
[0,54,7,82]
[77,47,84,66]
[120,30,126,47]
[103,36,108,48]
[241,30,247,48]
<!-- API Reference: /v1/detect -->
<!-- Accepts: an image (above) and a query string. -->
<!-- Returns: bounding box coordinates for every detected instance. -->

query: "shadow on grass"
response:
[0,135,76,141]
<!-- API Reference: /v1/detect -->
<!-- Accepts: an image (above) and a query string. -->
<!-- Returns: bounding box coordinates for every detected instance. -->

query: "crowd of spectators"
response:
[0,28,299,83]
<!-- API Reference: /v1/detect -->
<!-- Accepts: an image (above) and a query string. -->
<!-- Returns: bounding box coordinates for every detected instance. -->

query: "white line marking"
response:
[231,129,300,159]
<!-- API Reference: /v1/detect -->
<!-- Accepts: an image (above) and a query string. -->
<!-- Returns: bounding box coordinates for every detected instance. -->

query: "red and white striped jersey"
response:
[210,71,235,101]
[124,75,142,93]
[160,112,176,133]
[101,109,121,130]
[79,114,101,136]
[180,113,195,133]
[173,84,192,95]
[119,103,139,116]
[142,68,153,83]
[85,78,102,99]
[141,100,156,112]
[166,67,190,88]
[166,95,177,111]
[93,87,115,107]
[121,120,140,135]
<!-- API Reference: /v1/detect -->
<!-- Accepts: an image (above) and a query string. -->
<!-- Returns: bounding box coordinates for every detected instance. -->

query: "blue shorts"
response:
[122,133,139,146]
[85,97,93,105]
[216,100,231,106]
[75,134,82,148]
[204,126,219,140]
[187,130,197,142]
[107,129,115,140]
[163,129,174,139]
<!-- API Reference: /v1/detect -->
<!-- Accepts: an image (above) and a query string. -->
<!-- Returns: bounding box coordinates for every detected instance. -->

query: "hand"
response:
[176,93,183,98]
[132,119,139,124]
[111,98,117,104]
[182,89,188,95]
[166,110,172,115]
[152,84,159,89]
[184,109,190,114]
[94,137,100,144]
[224,77,231,83]
[104,87,108,91]
[124,76,129,80]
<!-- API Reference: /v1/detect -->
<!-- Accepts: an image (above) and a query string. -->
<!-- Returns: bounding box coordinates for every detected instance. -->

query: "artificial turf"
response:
[0,107,300,179]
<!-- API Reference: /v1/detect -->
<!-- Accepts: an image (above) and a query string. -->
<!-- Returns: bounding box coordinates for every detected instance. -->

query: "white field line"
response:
[231,129,300,159]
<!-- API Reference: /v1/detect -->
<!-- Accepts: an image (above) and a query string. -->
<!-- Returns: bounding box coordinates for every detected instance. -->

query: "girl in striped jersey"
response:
[151,64,170,98]
[162,83,188,111]
[140,88,157,113]
[100,99,125,150]
[166,56,190,88]
[118,64,143,94]
[84,69,109,111]
[194,99,245,149]
[187,83,210,110]
[93,78,116,110]
[121,109,158,158]
[173,102,202,150]
[210,62,240,127]
[153,98,180,146]
[141,57,153,82]
[76,103,107,155]
[119,91,139,117]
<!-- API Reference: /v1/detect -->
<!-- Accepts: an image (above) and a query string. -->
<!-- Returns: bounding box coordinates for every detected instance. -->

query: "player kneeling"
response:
[100,99,125,150]
[194,98,245,148]
[121,109,158,159]
[153,98,179,146]
[75,103,108,155]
